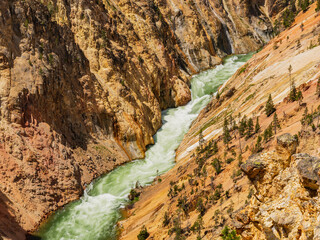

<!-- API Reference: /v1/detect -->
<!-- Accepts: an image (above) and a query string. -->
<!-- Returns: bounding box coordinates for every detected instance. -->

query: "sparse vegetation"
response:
[212,158,222,174]
[169,216,184,240]
[252,135,263,153]
[282,8,295,28]
[137,226,150,240]
[263,124,273,142]
[163,212,170,227]
[221,226,240,240]
[300,0,310,12]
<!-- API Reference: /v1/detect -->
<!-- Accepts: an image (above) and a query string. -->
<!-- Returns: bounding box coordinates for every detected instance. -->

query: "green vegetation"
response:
[253,135,263,153]
[300,0,311,12]
[246,118,254,139]
[265,94,276,117]
[301,107,318,127]
[137,226,150,240]
[221,226,240,240]
[24,19,29,29]
[255,117,260,133]
[216,91,220,100]
[237,64,248,75]
[196,198,206,216]
[239,115,247,137]
[282,8,295,28]
[191,215,203,238]
[169,216,184,240]
[273,112,280,134]
[317,0,320,11]
[177,196,189,216]
[128,189,140,202]
[48,54,54,65]
[263,124,273,142]
[163,212,170,227]
[226,158,235,164]
[212,158,222,174]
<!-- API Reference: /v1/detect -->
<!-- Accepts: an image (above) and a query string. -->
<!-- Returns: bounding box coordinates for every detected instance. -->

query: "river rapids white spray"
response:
[38,53,253,240]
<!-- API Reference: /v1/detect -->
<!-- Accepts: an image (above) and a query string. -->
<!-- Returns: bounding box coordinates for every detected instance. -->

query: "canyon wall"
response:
[121,3,320,240]
[0,0,291,238]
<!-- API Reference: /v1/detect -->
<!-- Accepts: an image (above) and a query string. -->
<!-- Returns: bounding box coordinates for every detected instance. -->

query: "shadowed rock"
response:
[293,153,320,190]
[276,133,298,156]
[240,154,266,179]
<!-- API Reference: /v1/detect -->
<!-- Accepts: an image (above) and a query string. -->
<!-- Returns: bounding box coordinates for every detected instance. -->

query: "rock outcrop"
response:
[238,134,320,240]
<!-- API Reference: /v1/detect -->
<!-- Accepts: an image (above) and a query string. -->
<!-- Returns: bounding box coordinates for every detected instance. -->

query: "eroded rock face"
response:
[240,154,266,179]
[293,153,320,190]
[0,0,289,237]
[238,134,320,240]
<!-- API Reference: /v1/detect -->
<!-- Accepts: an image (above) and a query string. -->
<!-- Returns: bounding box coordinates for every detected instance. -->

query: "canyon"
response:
[0,0,316,239]
[120,3,320,240]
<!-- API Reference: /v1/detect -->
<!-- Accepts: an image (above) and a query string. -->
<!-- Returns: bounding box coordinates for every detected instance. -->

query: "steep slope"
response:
[120,4,320,239]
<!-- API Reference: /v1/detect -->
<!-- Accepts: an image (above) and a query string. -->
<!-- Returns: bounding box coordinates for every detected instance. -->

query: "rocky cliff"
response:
[120,3,320,240]
[0,0,286,238]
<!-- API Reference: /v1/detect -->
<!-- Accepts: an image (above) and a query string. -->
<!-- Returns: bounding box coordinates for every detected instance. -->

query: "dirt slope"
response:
[120,4,320,240]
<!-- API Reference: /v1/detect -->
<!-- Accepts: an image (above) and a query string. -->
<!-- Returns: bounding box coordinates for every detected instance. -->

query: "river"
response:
[37,53,253,240]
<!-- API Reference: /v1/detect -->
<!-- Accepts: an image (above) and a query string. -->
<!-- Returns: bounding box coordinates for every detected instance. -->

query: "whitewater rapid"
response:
[38,53,253,240]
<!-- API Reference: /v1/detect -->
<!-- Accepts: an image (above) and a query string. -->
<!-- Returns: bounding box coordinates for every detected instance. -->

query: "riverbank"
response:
[36,54,253,239]
[120,4,320,239]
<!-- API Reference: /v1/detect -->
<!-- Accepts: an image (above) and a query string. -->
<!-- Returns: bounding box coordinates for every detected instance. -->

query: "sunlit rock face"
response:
[0,0,285,237]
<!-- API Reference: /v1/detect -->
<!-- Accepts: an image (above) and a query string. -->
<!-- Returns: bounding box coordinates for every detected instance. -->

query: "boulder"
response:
[293,153,320,190]
[276,133,298,156]
[241,154,266,179]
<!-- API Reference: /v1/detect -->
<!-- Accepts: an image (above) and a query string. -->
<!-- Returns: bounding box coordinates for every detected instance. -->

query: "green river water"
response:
[37,53,253,240]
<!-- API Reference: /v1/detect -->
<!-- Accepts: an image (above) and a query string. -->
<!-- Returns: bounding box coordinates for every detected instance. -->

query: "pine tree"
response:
[288,65,298,102]
[253,135,263,153]
[212,158,221,174]
[265,94,276,117]
[300,0,310,12]
[137,226,150,240]
[301,107,309,126]
[289,84,297,101]
[221,226,241,240]
[255,117,261,133]
[264,124,273,142]
[317,0,320,11]
[223,117,231,147]
[273,112,280,134]
[212,141,218,154]
[216,91,220,100]
[296,90,303,105]
[246,118,254,139]
[239,116,247,137]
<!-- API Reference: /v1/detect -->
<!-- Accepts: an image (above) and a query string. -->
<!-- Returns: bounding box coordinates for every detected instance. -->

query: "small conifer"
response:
[273,112,280,134]
[255,117,261,133]
[265,94,276,117]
